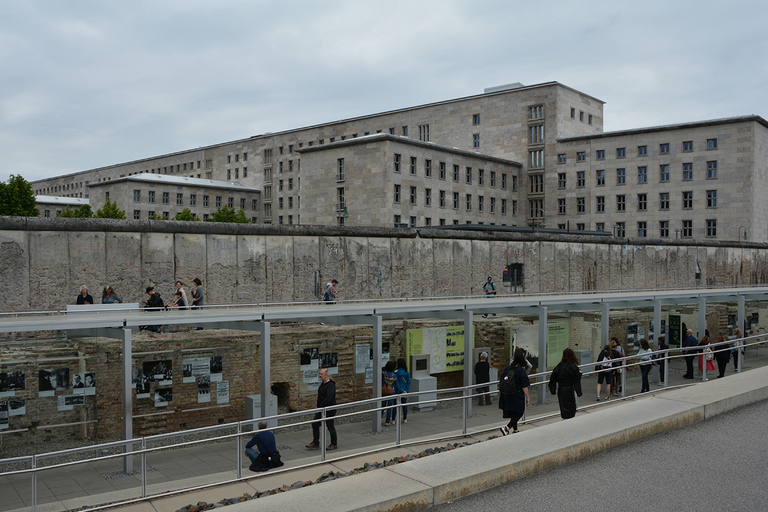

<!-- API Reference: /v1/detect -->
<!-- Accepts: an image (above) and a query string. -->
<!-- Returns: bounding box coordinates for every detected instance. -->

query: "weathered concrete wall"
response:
[2,216,768,310]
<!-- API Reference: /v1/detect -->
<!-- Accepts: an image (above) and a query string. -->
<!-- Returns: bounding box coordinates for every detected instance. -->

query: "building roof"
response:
[35,195,89,206]
[297,133,524,167]
[85,173,260,192]
[558,115,768,142]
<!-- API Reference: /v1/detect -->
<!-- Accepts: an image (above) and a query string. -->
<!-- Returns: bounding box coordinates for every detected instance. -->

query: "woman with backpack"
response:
[392,358,412,424]
[498,348,530,435]
[548,348,583,419]
[382,361,397,426]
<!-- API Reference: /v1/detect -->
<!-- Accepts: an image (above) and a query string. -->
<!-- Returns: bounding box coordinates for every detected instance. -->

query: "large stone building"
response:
[30,82,768,239]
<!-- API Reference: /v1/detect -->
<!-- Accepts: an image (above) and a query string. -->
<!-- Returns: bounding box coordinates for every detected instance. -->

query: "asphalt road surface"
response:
[433,399,768,512]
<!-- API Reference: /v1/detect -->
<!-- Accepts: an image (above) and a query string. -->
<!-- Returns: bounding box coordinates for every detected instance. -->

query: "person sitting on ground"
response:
[245,421,283,472]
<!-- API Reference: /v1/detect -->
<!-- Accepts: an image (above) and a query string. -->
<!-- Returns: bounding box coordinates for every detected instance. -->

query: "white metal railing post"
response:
[236,423,243,479]
[320,408,327,461]
[462,387,468,435]
[620,358,626,397]
[738,339,744,372]
[395,395,402,445]
[31,454,37,512]
[141,438,147,497]
[702,349,709,382]
[663,349,669,387]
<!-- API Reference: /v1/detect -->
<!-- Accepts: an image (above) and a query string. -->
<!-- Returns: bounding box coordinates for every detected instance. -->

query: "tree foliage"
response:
[205,206,249,223]
[173,208,199,221]
[95,200,126,219]
[57,204,93,218]
[0,175,39,216]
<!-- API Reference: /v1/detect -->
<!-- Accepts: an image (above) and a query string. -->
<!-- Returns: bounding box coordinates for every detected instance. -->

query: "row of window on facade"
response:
[391,155,514,189]
[560,139,719,164]
[605,220,718,238]
[570,107,593,125]
[392,215,511,228]
[131,210,258,223]
[36,181,86,195]
[392,184,515,214]
[550,162,718,191]
[130,190,258,210]
[555,190,718,215]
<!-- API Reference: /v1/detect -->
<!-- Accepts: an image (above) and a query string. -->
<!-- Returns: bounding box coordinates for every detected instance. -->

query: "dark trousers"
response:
[717,357,729,378]
[477,385,491,405]
[640,365,652,392]
[311,411,337,446]
[657,360,666,382]
[684,356,695,377]
[506,410,524,431]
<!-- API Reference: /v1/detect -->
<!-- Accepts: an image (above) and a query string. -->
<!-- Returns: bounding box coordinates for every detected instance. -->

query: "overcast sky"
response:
[2,0,767,184]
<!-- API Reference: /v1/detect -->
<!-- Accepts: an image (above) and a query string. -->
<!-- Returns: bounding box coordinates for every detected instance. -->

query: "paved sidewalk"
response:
[1,352,762,512]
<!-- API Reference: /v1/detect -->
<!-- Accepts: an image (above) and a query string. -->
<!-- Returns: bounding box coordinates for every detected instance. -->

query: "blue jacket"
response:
[246,431,277,454]
[394,368,411,393]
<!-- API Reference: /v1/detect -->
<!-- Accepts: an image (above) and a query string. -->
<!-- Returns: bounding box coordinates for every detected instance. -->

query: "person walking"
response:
[595,344,613,400]
[498,348,530,435]
[306,368,338,450]
[474,351,491,405]
[655,336,668,385]
[101,286,123,304]
[610,338,624,395]
[175,281,189,308]
[191,278,204,308]
[482,276,497,318]
[637,339,653,393]
[382,361,397,426]
[323,279,338,304]
[682,329,698,379]
[548,348,583,419]
[732,327,744,372]
[714,335,731,378]
[393,358,411,423]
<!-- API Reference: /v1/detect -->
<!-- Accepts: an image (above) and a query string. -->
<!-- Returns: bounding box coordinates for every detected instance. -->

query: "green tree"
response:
[173,208,199,221]
[205,206,248,223]
[95,200,126,219]
[148,213,166,220]
[0,174,39,216]
[57,204,93,218]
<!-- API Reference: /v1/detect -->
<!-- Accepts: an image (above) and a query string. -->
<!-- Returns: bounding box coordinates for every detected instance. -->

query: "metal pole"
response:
[371,315,383,433]
[698,296,707,340]
[258,322,271,420]
[236,423,242,479]
[462,387,468,435]
[320,409,327,461]
[537,306,548,405]
[463,309,474,417]
[620,360,626,397]
[663,349,669,387]
[653,300,662,383]
[140,438,147,497]
[702,349,709,382]
[122,327,133,474]
[31,455,37,512]
[395,395,402,445]
[601,302,610,349]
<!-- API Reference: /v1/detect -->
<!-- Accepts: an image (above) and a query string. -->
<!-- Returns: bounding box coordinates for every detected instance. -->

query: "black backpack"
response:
[499,366,519,395]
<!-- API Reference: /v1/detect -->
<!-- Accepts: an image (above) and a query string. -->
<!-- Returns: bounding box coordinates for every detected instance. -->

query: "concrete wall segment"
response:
[0,231,29,310]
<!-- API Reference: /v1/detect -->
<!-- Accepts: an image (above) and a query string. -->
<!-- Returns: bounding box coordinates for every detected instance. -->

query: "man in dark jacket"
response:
[306,368,338,450]
[474,352,491,405]
[143,287,164,333]
[682,329,698,379]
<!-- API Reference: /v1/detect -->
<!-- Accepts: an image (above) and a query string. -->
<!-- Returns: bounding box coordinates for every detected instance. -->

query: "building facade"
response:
[29,82,768,239]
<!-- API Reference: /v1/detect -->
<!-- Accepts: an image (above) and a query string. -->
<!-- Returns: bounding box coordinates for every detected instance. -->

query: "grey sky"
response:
[2,0,766,184]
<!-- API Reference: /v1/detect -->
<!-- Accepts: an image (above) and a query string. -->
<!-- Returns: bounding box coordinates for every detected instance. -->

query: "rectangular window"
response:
[190,194,196,206]
[243,167,247,177]
[529,174,544,193]
[615,222,625,237]
[682,191,693,209]
[203,195,209,207]
[228,197,234,209]
[529,125,544,144]
[278,197,283,209]
[638,166,647,183]
[530,105,544,119]
[453,165,459,182]
[660,143,670,154]
[466,167,472,184]
[558,153,566,164]
[660,192,669,210]
[596,196,605,212]
[502,173,508,190]
[616,147,626,158]
[617,195,626,211]
[418,124,430,142]
[227,170,231,180]
[478,169,484,185]
[337,158,345,180]
[394,214,401,226]
[529,149,544,168]
[707,190,717,208]
[176,193,183,206]
[288,160,293,172]
[439,162,446,180]
[394,154,401,173]
[394,184,401,203]
[683,141,693,152]
[683,163,693,181]
[637,145,647,156]
[577,151,586,162]
[660,164,670,182]
[682,220,693,238]
[577,171,585,187]
[133,210,140,220]
[617,168,626,185]
[558,198,566,215]
[216,196,222,207]
[288,178,293,190]
[279,179,284,192]
[410,157,417,175]
[558,173,566,189]
[473,113,481,125]
[490,171,496,187]
[133,190,140,202]
[660,220,669,238]
[425,188,432,207]
[252,199,258,210]
[596,149,605,160]
[529,199,544,219]
[473,133,480,147]
[490,197,496,213]
[707,161,718,179]
[596,169,605,186]
[162,192,169,204]
[577,197,585,213]
[502,199,507,214]
[570,107,576,118]
[707,138,718,150]
[637,222,647,237]
[425,159,432,177]
[466,194,472,211]
[596,222,605,231]
[453,192,459,209]
[410,186,417,205]
[402,126,408,136]
[148,210,155,218]
[706,219,717,237]
[638,193,647,211]
[478,196,484,212]
[439,190,446,208]
[240,198,246,210]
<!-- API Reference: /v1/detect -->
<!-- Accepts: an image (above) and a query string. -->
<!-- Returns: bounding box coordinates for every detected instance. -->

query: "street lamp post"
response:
[739,226,748,241]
